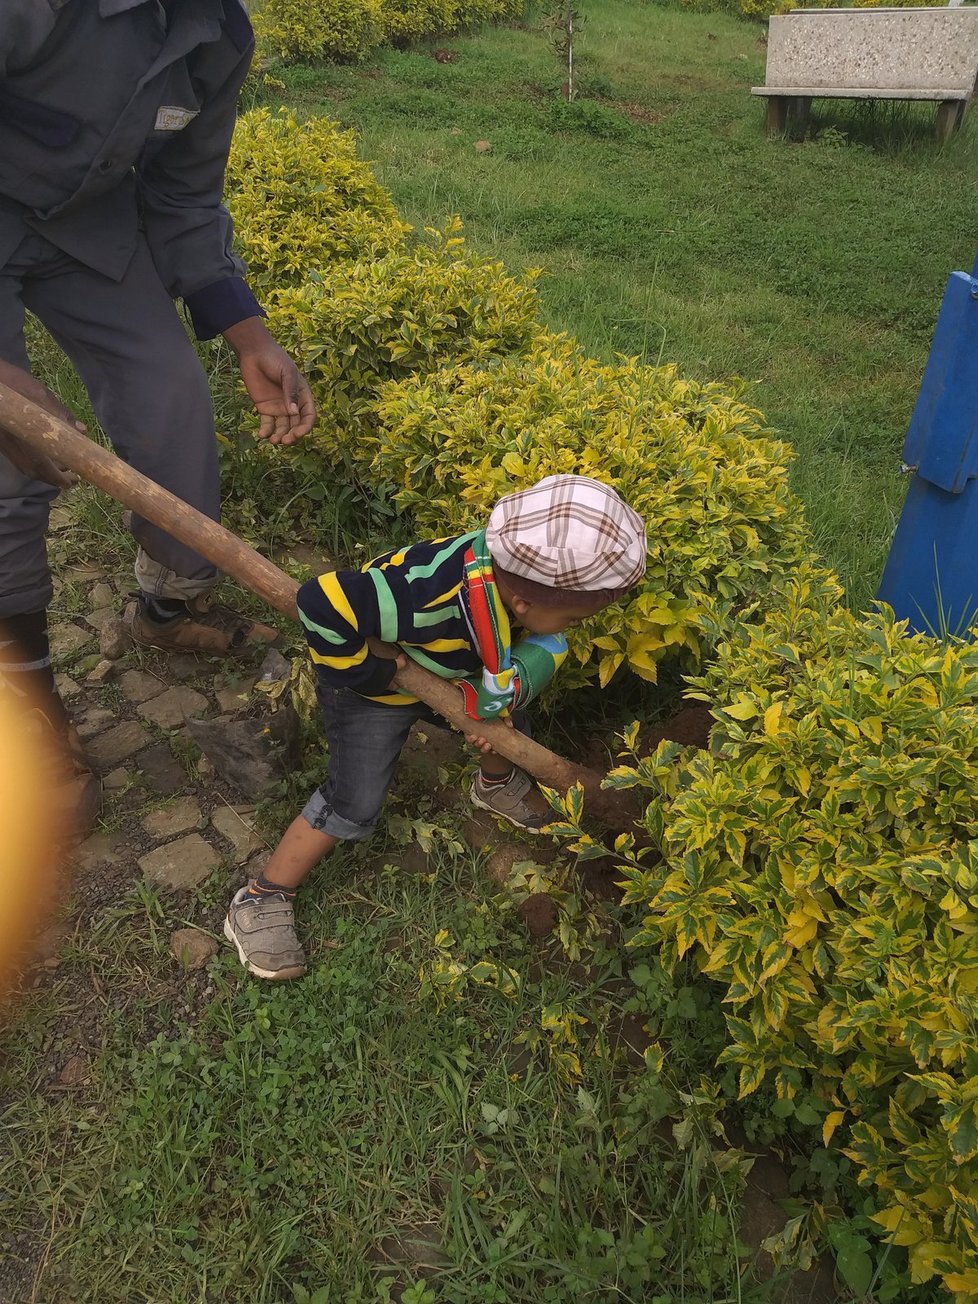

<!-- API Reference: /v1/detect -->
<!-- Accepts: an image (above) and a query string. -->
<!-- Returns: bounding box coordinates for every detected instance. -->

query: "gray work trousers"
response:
[0,231,221,619]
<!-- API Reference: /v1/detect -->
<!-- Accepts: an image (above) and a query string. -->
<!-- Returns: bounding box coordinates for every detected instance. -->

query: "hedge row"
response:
[226,108,821,688]
[251,0,524,63]
[608,580,978,1301]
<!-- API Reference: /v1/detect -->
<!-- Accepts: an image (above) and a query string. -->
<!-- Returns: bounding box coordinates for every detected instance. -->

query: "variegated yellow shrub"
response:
[260,222,539,441]
[226,109,408,292]
[251,0,385,61]
[373,335,820,685]
[252,0,525,63]
[381,0,461,42]
[603,586,978,1301]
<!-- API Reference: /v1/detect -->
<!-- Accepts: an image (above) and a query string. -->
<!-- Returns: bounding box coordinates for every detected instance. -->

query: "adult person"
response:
[0,0,316,837]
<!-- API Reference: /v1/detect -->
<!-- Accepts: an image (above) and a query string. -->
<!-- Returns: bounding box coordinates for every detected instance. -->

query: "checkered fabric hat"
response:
[486,474,647,607]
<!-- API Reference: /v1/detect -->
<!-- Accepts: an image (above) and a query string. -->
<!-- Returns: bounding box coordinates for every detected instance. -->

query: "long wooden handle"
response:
[0,380,639,830]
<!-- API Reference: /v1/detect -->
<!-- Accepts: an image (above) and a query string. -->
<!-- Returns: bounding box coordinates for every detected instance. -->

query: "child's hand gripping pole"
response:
[0,378,642,832]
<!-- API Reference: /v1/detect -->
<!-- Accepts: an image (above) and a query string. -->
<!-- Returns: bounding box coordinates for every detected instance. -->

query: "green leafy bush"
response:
[226,109,408,292]
[373,334,820,685]
[251,0,385,61]
[381,0,462,42]
[603,583,978,1301]
[262,221,539,442]
[252,0,525,63]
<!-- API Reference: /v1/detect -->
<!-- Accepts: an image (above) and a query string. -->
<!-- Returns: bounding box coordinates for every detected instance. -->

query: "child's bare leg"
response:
[260,816,339,890]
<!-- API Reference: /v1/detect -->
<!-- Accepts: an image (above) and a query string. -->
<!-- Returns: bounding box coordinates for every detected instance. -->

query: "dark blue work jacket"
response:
[0,0,261,338]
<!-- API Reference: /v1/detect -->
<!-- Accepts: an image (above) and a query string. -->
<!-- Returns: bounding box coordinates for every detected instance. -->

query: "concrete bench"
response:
[752,8,978,142]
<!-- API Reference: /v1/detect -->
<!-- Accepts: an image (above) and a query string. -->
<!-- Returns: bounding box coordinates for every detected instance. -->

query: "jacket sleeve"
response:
[136,6,263,340]
[297,572,400,696]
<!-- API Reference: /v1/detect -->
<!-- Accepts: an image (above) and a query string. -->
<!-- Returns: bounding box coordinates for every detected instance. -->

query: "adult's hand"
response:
[223,317,316,446]
[0,360,82,490]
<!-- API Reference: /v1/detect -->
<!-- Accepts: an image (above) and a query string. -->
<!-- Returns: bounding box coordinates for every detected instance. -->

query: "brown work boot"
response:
[123,594,277,657]
[25,707,102,845]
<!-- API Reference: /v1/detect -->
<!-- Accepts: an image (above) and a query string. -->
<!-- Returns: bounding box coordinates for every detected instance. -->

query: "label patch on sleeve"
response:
[154,106,199,132]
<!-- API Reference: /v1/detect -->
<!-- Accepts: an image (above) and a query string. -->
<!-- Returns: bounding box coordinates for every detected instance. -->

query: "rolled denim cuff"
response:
[301,789,377,841]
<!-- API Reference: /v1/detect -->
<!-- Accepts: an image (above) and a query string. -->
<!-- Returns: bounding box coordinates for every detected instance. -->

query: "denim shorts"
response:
[301,681,529,842]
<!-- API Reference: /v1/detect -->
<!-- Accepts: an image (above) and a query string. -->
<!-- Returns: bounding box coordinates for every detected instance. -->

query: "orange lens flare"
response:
[0,693,61,999]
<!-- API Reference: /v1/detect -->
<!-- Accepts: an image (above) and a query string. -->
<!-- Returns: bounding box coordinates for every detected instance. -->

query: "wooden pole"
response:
[0,380,641,830]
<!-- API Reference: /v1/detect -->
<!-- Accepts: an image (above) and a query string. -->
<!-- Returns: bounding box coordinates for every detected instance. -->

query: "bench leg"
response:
[766,97,789,136]
[789,96,812,137]
[936,100,964,143]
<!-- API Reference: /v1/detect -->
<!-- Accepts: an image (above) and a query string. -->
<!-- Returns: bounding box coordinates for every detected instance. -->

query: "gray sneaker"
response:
[470,767,551,833]
[224,886,306,980]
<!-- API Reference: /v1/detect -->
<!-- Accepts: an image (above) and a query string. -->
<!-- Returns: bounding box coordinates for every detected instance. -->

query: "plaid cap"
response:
[486,474,647,606]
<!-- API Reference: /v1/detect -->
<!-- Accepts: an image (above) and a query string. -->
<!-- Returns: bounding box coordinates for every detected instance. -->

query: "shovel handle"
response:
[0,379,640,830]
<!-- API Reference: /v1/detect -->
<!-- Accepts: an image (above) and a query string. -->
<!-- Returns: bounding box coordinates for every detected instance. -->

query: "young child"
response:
[224,474,647,979]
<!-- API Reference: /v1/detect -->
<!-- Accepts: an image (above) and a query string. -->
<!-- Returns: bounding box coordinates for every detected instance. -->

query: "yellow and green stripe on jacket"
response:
[296,532,485,706]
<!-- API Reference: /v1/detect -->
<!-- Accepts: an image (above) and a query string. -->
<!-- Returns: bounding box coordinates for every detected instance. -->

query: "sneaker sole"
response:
[470,788,549,835]
[223,917,306,981]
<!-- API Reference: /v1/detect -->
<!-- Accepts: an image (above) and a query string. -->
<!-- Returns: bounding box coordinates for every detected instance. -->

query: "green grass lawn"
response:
[2,782,758,1304]
[258,0,978,611]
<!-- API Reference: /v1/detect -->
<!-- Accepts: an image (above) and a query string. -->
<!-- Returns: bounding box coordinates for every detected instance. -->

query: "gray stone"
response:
[74,830,123,871]
[58,1054,91,1087]
[62,562,104,581]
[170,927,219,970]
[75,707,117,740]
[258,647,291,683]
[85,659,115,684]
[119,669,168,704]
[138,685,209,730]
[139,834,220,890]
[88,720,152,767]
[186,708,300,800]
[169,653,208,682]
[103,767,131,792]
[49,623,93,657]
[135,742,186,795]
[54,673,82,702]
[214,675,257,714]
[85,606,117,632]
[90,582,115,609]
[142,797,203,840]
[99,617,131,661]
[211,806,262,864]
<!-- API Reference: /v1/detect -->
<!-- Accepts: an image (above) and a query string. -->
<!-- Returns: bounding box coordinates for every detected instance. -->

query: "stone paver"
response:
[170,928,219,970]
[85,659,115,684]
[55,673,82,702]
[75,707,118,740]
[212,806,262,864]
[49,623,93,657]
[87,720,152,767]
[168,653,208,682]
[139,834,219,890]
[215,676,257,714]
[103,767,131,792]
[142,797,203,840]
[84,606,117,632]
[119,669,168,704]
[135,743,186,795]
[73,830,124,871]
[138,685,209,730]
